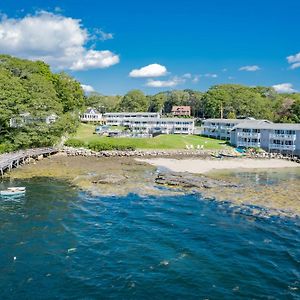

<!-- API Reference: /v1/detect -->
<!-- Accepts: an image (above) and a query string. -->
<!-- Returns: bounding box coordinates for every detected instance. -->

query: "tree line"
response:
[86,86,300,123]
[0,55,85,152]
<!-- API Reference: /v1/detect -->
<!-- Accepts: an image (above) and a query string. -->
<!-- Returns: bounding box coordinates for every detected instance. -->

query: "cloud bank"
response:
[146,77,184,88]
[0,11,119,70]
[272,83,297,94]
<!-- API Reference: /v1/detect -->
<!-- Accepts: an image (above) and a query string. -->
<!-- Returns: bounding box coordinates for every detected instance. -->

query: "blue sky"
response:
[0,0,299,94]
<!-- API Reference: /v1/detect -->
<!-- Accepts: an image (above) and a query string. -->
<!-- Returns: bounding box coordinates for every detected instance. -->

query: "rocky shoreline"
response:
[61,146,300,163]
[4,151,300,217]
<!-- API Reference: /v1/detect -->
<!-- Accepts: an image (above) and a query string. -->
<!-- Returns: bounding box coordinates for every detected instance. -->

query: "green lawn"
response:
[70,123,228,150]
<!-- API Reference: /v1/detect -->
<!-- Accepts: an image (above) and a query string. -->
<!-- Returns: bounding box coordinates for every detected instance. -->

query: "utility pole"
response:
[220,102,223,119]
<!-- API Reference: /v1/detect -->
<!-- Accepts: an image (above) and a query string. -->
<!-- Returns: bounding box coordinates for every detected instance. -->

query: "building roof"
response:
[233,122,300,130]
[127,117,195,122]
[85,108,101,114]
[104,112,159,116]
[171,106,191,112]
[204,117,263,124]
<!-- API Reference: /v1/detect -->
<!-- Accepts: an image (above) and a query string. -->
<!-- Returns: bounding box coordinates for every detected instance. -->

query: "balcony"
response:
[237,142,260,148]
[204,125,219,129]
[269,144,296,151]
[269,134,296,140]
[237,132,260,138]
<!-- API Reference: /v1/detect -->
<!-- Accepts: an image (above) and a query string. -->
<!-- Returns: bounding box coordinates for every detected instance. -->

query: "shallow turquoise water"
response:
[0,178,299,299]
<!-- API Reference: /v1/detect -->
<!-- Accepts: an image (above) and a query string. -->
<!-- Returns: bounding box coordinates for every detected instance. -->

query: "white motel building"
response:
[203,118,300,156]
[104,112,160,126]
[103,112,194,135]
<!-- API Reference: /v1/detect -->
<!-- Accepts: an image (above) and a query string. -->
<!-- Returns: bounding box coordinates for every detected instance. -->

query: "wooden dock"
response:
[0,147,58,177]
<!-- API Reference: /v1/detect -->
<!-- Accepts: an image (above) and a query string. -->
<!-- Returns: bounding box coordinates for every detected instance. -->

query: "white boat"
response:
[7,187,26,192]
[0,188,26,196]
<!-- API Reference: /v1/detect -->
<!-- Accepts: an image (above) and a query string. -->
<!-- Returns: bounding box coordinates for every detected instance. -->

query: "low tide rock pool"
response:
[0,177,299,299]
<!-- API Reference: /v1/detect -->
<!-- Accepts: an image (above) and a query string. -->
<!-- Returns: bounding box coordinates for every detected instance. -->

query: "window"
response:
[286,130,296,135]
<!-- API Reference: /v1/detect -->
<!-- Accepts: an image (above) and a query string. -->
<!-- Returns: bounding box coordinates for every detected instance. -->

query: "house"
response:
[171,106,191,117]
[128,117,195,135]
[203,118,272,140]
[104,112,160,126]
[80,108,103,123]
[9,113,58,128]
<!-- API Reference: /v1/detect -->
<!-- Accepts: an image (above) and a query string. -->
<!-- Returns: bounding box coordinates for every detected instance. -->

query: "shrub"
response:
[0,142,16,154]
[87,141,135,151]
[65,138,86,148]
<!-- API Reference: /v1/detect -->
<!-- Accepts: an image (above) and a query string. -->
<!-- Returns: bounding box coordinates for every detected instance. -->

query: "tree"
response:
[118,90,148,112]
[53,72,85,113]
[85,92,122,112]
[148,93,167,113]
[201,84,275,120]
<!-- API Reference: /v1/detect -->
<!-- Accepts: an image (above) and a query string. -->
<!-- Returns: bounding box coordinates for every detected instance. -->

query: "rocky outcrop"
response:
[92,174,127,184]
[155,172,240,189]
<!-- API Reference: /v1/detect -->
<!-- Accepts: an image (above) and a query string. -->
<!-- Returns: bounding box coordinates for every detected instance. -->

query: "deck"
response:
[0,147,58,177]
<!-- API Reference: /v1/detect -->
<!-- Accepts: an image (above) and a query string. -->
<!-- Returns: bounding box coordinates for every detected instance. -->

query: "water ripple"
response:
[0,177,299,299]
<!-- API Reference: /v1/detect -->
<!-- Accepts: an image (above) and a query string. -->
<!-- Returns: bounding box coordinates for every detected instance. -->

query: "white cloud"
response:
[0,11,119,70]
[239,65,261,72]
[272,83,297,94]
[287,52,300,69]
[81,84,95,93]
[204,73,218,78]
[129,63,167,78]
[96,29,113,41]
[192,75,200,83]
[146,77,184,88]
[182,73,192,79]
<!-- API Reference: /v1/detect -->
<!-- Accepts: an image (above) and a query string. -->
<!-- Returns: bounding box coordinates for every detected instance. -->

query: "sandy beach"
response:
[136,158,300,174]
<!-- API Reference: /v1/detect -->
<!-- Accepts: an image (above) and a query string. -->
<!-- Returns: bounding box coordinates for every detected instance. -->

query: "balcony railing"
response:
[269,144,296,151]
[269,134,296,140]
[204,125,219,129]
[237,132,260,138]
[237,142,261,148]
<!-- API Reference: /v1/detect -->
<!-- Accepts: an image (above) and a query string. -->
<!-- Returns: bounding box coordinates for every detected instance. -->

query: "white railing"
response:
[269,134,296,140]
[237,142,260,148]
[269,144,296,151]
[204,125,219,129]
[237,132,260,138]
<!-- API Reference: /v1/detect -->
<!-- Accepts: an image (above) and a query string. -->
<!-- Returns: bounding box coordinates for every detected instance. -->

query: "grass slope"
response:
[70,123,228,150]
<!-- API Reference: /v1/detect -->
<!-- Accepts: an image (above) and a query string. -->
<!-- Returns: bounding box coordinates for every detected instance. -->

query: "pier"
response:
[0,147,58,177]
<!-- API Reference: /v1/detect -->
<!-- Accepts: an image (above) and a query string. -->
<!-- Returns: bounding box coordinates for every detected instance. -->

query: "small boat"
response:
[7,187,26,192]
[0,187,26,197]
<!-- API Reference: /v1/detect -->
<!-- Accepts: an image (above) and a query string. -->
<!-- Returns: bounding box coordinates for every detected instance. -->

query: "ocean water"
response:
[0,178,299,299]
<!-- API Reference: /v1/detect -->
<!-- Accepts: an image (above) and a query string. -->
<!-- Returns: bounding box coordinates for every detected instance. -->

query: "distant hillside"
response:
[0,55,85,152]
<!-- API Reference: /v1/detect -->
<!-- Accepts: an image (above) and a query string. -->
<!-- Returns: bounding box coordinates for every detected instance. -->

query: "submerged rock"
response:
[92,174,127,185]
[155,172,240,189]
